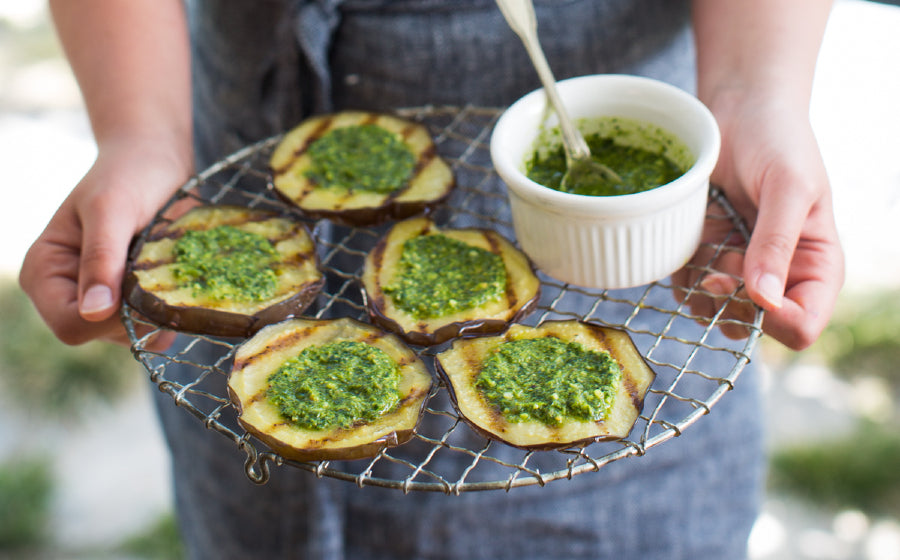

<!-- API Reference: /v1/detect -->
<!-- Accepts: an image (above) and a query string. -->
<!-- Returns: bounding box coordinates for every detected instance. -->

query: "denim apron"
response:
[153,2,765,558]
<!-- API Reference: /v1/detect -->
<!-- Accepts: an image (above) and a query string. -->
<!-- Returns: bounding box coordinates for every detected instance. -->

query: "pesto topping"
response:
[475,336,622,427]
[383,234,507,320]
[526,117,689,197]
[305,124,416,193]
[266,340,402,431]
[172,225,279,302]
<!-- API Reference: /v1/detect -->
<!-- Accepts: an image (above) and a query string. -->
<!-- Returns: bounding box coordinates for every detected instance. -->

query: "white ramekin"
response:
[490,74,720,289]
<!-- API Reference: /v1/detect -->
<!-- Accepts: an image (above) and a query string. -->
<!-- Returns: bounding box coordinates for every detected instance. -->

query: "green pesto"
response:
[526,116,690,197]
[475,336,622,427]
[383,234,507,320]
[172,225,279,302]
[305,124,415,193]
[266,340,401,431]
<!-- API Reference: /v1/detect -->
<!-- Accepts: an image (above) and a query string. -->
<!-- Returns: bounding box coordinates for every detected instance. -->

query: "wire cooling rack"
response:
[123,105,763,492]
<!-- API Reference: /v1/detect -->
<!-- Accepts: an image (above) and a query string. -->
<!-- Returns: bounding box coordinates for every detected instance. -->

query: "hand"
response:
[19,138,192,349]
[674,93,845,350]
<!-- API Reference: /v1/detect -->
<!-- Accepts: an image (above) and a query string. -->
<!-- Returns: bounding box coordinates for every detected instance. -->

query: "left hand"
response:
[673,92,845,351]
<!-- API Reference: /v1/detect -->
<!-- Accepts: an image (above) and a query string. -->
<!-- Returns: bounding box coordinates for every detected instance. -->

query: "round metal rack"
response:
[123,105,763,492]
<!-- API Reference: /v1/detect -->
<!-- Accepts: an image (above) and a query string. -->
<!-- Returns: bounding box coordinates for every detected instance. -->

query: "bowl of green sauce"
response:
[491,74,720,289]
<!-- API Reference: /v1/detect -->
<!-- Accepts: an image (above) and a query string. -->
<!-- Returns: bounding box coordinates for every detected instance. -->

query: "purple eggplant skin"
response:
[123,205,325,338]
[122,272,325,338]
[435,321,657,451]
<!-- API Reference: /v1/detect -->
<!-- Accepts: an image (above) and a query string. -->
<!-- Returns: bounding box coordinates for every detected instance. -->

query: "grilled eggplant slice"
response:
[435,321,656,450]
[361,216,541,346]
[123,205,324,337]
[228,317,433,462]
[270,111,455,226]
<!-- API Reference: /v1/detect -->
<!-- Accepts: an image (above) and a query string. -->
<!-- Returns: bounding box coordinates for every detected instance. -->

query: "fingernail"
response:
[81,284,114,315]
[756,273,784,310]
[701,273,736,296]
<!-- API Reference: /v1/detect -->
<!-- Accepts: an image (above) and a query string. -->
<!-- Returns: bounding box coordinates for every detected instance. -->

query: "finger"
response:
[20,239,122,345]
[742,177,815,312]
[672,206,740,304]
[101,321,177,352]
[77,193,138,322]
[760,244,844,350]
[759,290,828,351]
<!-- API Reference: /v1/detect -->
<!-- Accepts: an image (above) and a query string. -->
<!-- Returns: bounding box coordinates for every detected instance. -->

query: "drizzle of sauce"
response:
[475,336,622,427]
[305,124,415,193]
[266,340,401,431]
[172,225,279,302]
[384,233,506,319]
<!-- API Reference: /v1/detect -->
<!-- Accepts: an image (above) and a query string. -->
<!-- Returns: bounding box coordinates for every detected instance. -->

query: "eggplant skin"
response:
[228,317,433,462]
[269,111,455,226]
[435,321,656,451]
[361,216,541,346]
[123,205,324,338]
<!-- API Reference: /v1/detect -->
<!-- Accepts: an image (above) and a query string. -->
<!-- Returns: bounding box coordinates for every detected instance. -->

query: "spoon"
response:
[495,0,622,192]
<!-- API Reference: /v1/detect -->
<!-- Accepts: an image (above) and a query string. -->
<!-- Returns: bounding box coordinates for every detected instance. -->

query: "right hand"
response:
[19,137,193,349]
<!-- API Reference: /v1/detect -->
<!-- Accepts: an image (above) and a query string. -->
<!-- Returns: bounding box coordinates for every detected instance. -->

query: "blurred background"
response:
[1,1,898,558]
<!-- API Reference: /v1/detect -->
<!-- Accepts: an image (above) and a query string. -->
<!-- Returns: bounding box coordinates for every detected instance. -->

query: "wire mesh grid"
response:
[123,105,763,493]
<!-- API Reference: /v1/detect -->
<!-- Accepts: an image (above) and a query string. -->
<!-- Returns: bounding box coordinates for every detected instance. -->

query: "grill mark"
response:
[146,212,287,242]
[413,144,436,175]
[233,324,317,371]
[276,116,441,210]
[623,375,643,411]
[580,326,640,413]
[277,251,316,268]
[272,116,336,176]
[240,325,416,400]
[360,328,388,346]
[482,230,518,312]
[140,220,311,270]
[398,122,418,140]
[133,257,175,271]
[584,323,611,348]
[397,385,427,407]
[147,229,183,243]
[136,253,315,291]
[369,235,388,296]
[269,223,308,244]
[382,144,436,204]
[264,378,422,439]
[246,359,426,434]
[357,330,422,370]
[377,219,431,295]
[459,342,499,425]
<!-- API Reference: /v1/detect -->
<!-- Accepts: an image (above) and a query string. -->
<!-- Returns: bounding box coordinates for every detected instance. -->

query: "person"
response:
[20,1,844,558]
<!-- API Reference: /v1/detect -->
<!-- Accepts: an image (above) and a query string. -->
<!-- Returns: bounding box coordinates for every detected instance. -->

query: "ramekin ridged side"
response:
[507,182,708,288]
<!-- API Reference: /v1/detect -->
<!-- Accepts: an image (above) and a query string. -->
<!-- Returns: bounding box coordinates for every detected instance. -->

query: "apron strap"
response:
[294,0,345,113]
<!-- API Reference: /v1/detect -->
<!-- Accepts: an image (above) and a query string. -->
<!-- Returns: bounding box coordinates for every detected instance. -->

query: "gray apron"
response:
[153,2,764,558]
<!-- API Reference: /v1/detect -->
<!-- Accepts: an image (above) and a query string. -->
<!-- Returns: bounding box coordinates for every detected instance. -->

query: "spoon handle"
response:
[494,0,590,160]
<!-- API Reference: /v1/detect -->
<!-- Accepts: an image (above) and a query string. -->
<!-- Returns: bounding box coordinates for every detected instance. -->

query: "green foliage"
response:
[115,513,185,560]
[0,458,53,549]
[769,421,900,516]
[0,279,138,419]
[814,289,900,391]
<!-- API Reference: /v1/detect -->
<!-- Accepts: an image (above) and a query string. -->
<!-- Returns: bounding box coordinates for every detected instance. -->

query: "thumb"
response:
[743,180,811,312]
[77,199,138,322]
